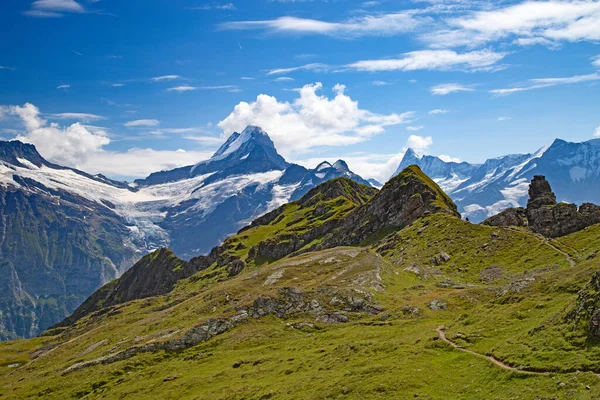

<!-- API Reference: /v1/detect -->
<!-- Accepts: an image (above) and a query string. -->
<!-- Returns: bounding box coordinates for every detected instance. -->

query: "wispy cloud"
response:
[0,66,16,71]
[422,1,600,48]
[371,80,392,86]
[274,77,295,82]
[150,75,183,82]
[346,50,506,72]
[57,84,70,90]
[167,85,239,92]
[219,12,427,38]
[124,119,160,127]
[592,55,600,68]
[430,83,474,95]
[428,108,449,115]
[167,85,197,92]
[49,113,104,122]
[491,73,600,95]
[188,3,236,10]
[497,116,512,121]
[407,125,424,131]
[266,63,329,76]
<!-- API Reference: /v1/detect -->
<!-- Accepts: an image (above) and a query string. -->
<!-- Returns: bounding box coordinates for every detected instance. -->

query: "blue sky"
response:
[0,0,599,181]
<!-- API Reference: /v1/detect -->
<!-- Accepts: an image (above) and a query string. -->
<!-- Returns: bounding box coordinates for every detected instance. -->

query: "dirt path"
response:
[544,239,576,267]
[437,326,600,379]
[436,326,546,375]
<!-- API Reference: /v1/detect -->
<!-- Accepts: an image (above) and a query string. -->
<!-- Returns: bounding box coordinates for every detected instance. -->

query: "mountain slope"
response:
[2,167,600,398]
[0,126,374,340]
[395,138,600,222]
[0,142,139,341]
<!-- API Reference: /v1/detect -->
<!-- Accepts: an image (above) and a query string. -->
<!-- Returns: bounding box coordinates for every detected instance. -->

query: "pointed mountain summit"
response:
[291,158,373,200]
[137,125,289,185]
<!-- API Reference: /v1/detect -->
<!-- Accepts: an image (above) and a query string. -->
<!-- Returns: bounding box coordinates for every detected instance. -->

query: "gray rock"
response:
[428,299,448,311]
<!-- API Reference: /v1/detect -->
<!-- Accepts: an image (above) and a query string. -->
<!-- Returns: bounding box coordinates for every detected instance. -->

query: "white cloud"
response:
[57,84,70,89]
[439,154,461,163]
[593,55,600,68]
[218,82,413,156]
[188,3,236,10]
[595,126,600,137]
[347,49,505,72]
[9,103,110,166]
[0,66,16,71]
[167,85,239,92]
[167,85,197,92]
[423,1,600,48]
[240,76,255,80]
[124,119,160,128]
[111,83,126,87]
[371,80,392,86]
[497,116,512,121]
[430,83,474,95]
[24,0,86,17]
[151,75,182,82]
[219,12,428,38]
[428,108,449,115]
[76,148,215,179]
[266,63,329,76]
[274,77,295,82]
[407,125,424,131]
[406,134,433,155]
[491,72,600,95]
[49,113,104,122]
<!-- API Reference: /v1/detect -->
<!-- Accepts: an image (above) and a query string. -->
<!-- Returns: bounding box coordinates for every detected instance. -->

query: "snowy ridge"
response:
[396,138,600,222]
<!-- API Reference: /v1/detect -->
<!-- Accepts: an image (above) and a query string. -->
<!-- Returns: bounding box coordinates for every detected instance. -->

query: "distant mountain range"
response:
[395,138,600,222]
[0,126,374,339]
[2,127,599,340]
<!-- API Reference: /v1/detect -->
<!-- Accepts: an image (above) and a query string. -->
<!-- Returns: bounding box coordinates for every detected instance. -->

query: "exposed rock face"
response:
[566,272,600,338]
[527,175,557,209]
[484,175,600,237]
[55,249,211,328]
[318,165,460,248]
[483,207,528,228]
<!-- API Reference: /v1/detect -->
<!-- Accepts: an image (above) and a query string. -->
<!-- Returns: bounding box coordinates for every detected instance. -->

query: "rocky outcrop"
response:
[484,175,600,237]
[318,165,460,248]
[483,207,528,228]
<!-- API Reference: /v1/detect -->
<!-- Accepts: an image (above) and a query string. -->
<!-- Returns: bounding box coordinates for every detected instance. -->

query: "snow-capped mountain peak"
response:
[332,159,350,172]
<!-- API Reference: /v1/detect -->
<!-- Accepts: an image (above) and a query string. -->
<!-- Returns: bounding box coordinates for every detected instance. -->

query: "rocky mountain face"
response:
[0,142,139,341]
[0,126,373,340]
[484,175,600,237]
[395,138,600,222]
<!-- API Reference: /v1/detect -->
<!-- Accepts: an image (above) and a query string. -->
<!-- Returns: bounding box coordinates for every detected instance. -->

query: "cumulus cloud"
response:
[218,82,413,156]
[9,103,110,166]
[406,134,433,155]
[595,126,600,137]
[347,50,505,72]
[430,83,475,95]
[124,119,160,127]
